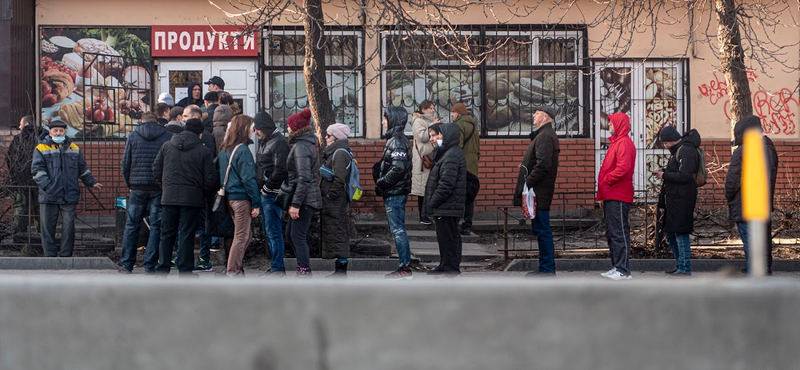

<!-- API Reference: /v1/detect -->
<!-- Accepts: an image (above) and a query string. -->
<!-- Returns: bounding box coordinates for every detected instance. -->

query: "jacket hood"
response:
[135,121,170,141]
[170,131,203,151]
[383,106,408,138]
[733,115,762,146]
[323,137,349,156]
[438,123,461,152]
[669,128,701,154]
[213,105,234,127]
[292,130,317,145]
[608,113,631,138]
[187,82,201,102]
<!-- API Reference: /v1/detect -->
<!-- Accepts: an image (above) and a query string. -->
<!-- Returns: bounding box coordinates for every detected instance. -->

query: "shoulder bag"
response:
[212,144,244,213]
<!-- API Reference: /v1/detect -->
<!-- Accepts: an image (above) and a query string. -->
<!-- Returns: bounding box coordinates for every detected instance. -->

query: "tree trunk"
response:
[303,0,335,150]
[714,0,753,138]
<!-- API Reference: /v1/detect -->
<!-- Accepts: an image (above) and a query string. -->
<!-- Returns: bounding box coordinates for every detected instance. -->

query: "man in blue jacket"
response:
[119,112,172,274]
[31,119,102,257]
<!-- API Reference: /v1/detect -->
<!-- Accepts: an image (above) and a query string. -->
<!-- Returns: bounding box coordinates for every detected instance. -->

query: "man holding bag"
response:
[514,107,560,276]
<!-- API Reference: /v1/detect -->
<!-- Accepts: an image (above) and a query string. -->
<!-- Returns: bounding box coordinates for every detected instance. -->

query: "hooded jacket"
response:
[320,138,352,259]
[454,114,480,176]
[660,128,701,233]
[122,121,172,191]
[725,115,778,222]
[31,135,98,204]
[256,127,290,192]
[596,113,636,203]
[287,130,322,210]
[174,82,204,108]
[375,108,412,196]
[424,123,467,218]
[513,122,560,210]
[217,144,262,208]
[6,124,45,186]
[152,131,218,207]
[212,105,234,155]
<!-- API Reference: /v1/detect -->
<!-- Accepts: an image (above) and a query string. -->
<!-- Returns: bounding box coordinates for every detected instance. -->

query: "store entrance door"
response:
[158,60,257,116]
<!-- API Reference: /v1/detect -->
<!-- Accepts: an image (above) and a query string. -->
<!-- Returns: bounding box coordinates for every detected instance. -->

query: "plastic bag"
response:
[521,183,536,219]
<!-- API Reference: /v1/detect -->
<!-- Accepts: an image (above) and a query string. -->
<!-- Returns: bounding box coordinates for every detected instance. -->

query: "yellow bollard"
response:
[741,128,769,277]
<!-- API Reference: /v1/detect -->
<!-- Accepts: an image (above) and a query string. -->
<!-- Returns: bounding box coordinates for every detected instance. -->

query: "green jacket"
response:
[454,114,480,175]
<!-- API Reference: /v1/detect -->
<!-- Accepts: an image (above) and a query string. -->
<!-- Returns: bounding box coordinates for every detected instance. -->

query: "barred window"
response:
[263,29,364,137]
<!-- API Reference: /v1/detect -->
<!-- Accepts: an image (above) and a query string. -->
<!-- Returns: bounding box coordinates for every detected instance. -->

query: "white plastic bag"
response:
[519,164,536,219]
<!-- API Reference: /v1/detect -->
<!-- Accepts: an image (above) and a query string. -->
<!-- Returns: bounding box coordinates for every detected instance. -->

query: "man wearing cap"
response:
[31,119,103,257]
[153,118,218,276]
[254,111,290,277]
[514,106,560,276]
[451,102,480,236]
[205,76,225,93]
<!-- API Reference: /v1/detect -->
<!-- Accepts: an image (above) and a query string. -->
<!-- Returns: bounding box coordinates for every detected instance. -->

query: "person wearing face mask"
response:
[319,123,354,278]
[31,119,103,257]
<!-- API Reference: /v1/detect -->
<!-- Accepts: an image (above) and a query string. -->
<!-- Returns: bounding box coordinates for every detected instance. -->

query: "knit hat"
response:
[48,119,68,129]
[253,111,276,132]
[287,108,312,132]
[184,118,204,135]
[158,93,174,106]
[534,106,557,120]
[326,123,350,140]
[659,125,681,142]
[452,103,468,116]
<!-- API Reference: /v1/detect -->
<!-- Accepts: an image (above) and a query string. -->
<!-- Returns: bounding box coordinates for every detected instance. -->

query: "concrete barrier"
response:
[0,277,798,369]
[508,258,800,272]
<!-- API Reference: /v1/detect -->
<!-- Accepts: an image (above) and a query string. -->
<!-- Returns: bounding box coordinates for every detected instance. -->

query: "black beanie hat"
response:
[253,111,276,132]
[184,118,204,135]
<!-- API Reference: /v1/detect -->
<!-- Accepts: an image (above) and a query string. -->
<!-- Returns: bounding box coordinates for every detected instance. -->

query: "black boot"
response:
[326,261,348,278]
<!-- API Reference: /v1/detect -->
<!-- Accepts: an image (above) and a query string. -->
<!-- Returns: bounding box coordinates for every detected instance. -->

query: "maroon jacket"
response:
[596,113,636,203]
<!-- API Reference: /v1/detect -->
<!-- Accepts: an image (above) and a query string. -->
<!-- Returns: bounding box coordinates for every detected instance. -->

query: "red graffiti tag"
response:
[697,71,758,106]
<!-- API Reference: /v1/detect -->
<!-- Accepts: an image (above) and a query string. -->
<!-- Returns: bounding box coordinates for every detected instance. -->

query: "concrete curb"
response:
[506,258,800,272]
[0,257,118,270]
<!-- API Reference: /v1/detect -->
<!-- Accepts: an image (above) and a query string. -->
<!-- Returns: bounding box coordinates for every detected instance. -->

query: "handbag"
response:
[415,139,434,170]
[212,143,244,214]
[275,181,295,210]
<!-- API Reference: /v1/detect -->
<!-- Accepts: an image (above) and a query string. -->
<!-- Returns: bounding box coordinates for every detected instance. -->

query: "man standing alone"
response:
[514,107,560,276]
[596,113,636,280]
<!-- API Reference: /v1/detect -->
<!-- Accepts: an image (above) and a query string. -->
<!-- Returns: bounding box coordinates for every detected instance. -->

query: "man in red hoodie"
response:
[596,113,636,280]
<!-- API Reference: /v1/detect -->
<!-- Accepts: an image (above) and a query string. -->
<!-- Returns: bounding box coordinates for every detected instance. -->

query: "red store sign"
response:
[151,26,258,57]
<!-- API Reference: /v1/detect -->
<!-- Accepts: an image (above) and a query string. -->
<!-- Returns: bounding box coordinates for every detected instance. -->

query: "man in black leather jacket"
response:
[374,106,414,280]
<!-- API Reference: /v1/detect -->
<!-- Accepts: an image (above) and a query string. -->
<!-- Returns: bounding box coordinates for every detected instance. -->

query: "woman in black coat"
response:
[320,123,353,277]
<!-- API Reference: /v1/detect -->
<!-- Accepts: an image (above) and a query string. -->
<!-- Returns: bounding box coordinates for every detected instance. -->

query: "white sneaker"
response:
[604,270,632,281]
[600,268,617,277]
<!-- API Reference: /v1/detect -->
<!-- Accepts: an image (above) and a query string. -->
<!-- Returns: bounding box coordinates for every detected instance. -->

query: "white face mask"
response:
[436,139,443,147]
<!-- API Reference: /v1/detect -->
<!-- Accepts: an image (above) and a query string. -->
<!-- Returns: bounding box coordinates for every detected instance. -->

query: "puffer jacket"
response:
[660,128,700,233]
[725,115,779,222]
[424,123,467,218]
[287,130,322,210]
[375,116,412,197]
[31,135,98,204]
[122,121,172,191]
[454,114,480,176]
[174,82,204,108]
[256,128,289,192]
[596,113,636,203]
[212,105,234,155]
[6,124,45,186]
[217,143,262,208]
[320,139,352,259]
[513,122,560,210]
[153,131,218,207]
[411,113,436,196]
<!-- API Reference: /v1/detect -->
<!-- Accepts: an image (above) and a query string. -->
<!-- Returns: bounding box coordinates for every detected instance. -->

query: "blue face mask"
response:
[51,136,65,144]
[436,139,443,147]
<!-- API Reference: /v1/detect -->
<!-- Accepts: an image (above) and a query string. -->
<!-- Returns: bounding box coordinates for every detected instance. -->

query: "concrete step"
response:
[405,229,480,243]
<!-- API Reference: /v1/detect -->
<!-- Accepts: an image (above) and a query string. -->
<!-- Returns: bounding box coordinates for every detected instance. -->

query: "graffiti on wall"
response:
[697,71,797,135]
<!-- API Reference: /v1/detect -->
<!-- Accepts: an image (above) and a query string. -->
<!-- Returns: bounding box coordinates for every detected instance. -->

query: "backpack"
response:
[678,146,708,187]
[333,148,363,201]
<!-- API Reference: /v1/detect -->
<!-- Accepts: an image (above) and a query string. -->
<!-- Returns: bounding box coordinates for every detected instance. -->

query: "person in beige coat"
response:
[411,100,439,225]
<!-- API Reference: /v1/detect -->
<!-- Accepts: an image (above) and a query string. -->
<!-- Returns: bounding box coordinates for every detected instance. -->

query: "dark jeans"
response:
[175,205,211,264]
[604,200,632,276]
[120,190,162,272]
[737,221,774,274]
[40,203,77,257]
[530,210,555,273]
[462,200,475,229]
[261,193,285,271]
[13,187,39,234]
[157,205,201,275]
[435,216,462,273]
[666,232,691,274]
[384,195,411,267]
[287,205,314,270]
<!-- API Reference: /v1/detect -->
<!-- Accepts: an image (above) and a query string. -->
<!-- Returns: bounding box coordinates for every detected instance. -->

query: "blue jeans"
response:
[261,193,285,271]
[666,232,691,274]
[385,195,411,267]
[531,210,555,273]
[121,190,162,272]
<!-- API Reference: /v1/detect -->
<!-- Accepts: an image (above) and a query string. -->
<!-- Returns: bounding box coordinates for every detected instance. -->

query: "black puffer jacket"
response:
[122,121,172,191]
[725,115,779,222]
[375,111,412,197]
[424,123,467,218]
[513,122,560,210]
[287,130,322,210]
[256,128,290,192]
[153,131,218,207]
[320,139,352,259]
[6,124,45,186]
[661,129,700,234]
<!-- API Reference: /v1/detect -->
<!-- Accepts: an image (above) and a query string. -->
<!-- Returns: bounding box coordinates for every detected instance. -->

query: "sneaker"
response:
[435,272,462,279]
[118,268,132,274]
[668,271,692,278]
[193,259,213,272]
[260,269,287,278]
[385,266,413,281]
[296,267,313,278]
[170,255,177,269]
[419,217,433,225]
[210,243,221,252]
[525,271,556,278]
[604,270,632,281]
[600,268,617,277]
[665,268,678,274]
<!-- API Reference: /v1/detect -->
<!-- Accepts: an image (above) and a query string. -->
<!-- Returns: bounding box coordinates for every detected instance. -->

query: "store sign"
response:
[151,26,258,57]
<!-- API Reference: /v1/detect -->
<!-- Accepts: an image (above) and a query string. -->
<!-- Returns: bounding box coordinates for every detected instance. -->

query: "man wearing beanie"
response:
[153,118,218,276]
[450,102,480,236]
[254,111,290,276]
[725,115,779,275]
[596,113,636,280]
[654,125,701,277]
[32,119,102,257]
